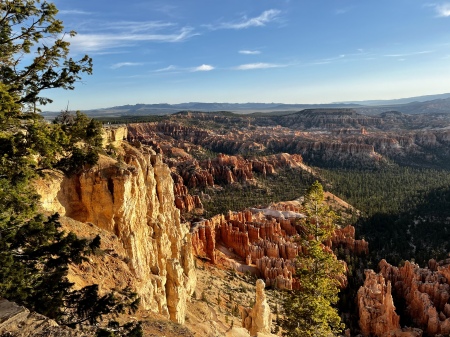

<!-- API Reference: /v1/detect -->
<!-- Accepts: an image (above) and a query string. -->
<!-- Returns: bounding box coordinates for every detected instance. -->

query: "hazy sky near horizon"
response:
[44,0,450,110]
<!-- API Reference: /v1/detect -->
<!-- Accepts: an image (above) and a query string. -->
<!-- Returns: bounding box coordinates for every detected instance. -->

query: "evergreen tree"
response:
[0,1,141,334]
[282,181,345,337]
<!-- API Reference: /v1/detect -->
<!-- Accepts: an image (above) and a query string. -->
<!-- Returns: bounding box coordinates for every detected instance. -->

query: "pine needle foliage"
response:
[0,2,141,335]
[282,181,345,337]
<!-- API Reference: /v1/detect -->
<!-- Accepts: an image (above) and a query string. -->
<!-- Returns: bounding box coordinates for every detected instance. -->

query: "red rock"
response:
[358,269,401,336]
[379,259,450,335]
[190,202,365,290]
[331,225,369,255]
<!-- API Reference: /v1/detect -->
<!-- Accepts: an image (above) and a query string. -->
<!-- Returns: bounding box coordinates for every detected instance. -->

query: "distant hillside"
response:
[41,93,450,119]
[355,97,450,115]
[341,92,450,106]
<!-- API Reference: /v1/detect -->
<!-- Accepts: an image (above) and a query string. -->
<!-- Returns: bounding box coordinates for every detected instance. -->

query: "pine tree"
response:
[282,181,345,337]
[0,1,140,334]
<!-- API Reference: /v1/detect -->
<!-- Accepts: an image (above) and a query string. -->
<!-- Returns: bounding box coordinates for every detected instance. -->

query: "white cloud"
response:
[68,27,196,52]
[192,64,214,72]
[435,3,450,16]
[239,50,261,55]
[111,62,143,69]
[234,62,284,70]
[208,9,281,30]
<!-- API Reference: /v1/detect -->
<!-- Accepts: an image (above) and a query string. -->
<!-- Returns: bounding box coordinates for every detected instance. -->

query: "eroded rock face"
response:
[357,269,423,337]
[102,125,128,147]
[191,201,366,290]
[379,259,450,336]
[166,152,305,190]
[358,270,401,336]
[36,142,196,324]
[241,280,273,336]
[127,121,382,167]
[171,171,204,214]
[127,115,450,169]
[332,225,369,255]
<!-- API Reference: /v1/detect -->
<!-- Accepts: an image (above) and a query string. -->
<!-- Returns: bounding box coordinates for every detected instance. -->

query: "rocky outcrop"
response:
[0,298,93,337]
[357,257,450,336]
[358,270,401,336]
[241,280,273,336]
[167,153,305,191]
[191,201,366,290]
[102,125,128,147]
[331,225,369,255]
[36,142,196,324]
[171,171,203,214]
[357,270,423,337]
[379,259,450,336]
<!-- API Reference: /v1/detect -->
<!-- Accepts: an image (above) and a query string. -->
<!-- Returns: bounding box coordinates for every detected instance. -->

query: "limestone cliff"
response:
[36,141,196,324]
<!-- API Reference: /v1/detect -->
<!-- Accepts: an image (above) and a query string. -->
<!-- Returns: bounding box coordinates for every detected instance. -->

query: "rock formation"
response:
[241,279,273,336]
[357,257,450,336]
[191,201,367,290]
[357,269,423,337]
[331,225,369,255]
[358,270,401,336]
[166,152,305,191]
[36,141,196,324]
[379,259,450,336]
[171,171,204,214]
[126,112,450,169]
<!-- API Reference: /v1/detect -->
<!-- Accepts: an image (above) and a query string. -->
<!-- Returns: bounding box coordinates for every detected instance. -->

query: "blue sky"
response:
[45,0,450,110]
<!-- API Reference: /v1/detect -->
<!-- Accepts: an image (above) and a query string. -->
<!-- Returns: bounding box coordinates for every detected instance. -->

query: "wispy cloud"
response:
[239,50,261,55]
[153,64,214,73]
[192,64,214,72]
[310,54,346,65]
[234,62,285,70]
[68,27,197,52]
[111,62,143,69]
[58,9,91,15]
[110,21,175,33]
[207,9,281,30]
[154,65,178,72]
[384,50,434,57]
[433,3,450,17]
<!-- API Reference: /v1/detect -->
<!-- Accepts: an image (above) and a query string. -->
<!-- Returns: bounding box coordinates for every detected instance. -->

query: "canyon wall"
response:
[127,119,450,169]
[36,138,196,324]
